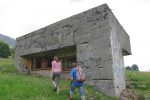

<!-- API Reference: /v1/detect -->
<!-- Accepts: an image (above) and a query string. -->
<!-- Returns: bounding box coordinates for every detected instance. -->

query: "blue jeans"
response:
[70,82,85,98]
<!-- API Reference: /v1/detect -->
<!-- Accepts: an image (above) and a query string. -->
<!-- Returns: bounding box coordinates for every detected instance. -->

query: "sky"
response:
[0,0,150,71]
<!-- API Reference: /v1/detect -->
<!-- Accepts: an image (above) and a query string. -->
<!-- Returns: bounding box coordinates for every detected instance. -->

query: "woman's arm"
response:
[61,62,63,72]
[50,67,53,78]
[50,61,54,78]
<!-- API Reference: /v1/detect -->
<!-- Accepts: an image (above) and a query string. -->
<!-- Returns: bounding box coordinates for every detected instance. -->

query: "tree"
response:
[125,64,139,71]
[10,47,15,58]
[0,41,11,58]
[131,64,139,71]
[125,66,132,70]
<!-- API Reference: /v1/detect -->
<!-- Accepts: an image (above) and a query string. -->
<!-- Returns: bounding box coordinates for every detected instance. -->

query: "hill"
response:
[0,34,16,47]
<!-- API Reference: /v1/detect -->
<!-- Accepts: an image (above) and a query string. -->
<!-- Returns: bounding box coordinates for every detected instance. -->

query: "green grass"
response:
[0,58,116,100]
[0,58,16,73]
[126,71,150,100]
[1,58,150,100]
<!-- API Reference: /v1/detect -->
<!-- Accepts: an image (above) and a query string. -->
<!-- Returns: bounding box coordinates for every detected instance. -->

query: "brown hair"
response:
[53,56,58,61]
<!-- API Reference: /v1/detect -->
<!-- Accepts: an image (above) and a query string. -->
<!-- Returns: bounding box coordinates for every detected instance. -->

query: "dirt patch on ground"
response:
[119,89,138,100]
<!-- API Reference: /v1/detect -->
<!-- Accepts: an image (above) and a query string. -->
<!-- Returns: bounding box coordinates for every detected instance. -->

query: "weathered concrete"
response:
[15,4,131,97]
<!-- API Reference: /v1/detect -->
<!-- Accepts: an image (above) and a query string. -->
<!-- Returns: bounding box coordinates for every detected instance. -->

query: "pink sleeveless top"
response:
[52,61,61,72]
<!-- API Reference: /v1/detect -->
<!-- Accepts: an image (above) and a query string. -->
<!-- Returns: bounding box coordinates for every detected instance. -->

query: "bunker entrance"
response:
[22,45,76,71]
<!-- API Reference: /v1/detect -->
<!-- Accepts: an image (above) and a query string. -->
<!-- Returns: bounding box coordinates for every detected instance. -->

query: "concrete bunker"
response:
[15,4,131,97]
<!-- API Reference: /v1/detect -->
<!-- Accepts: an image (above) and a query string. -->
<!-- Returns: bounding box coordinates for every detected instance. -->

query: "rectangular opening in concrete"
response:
[22,45,76,71]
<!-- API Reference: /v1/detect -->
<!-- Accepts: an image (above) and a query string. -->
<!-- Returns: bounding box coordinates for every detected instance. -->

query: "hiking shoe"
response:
[68,98,73,100]
[53,87,57,92]
[68,96,73,100]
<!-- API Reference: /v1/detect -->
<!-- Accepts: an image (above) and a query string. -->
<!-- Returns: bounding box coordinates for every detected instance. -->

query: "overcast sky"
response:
[0,0,150,71]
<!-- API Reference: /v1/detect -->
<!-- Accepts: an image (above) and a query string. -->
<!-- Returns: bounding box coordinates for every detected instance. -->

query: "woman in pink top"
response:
[51,56,62,94]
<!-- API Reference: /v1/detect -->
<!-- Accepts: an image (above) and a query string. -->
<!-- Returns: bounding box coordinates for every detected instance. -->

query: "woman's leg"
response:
[56,72,61,94]
[52,81,56,89]
[52,73,57,91]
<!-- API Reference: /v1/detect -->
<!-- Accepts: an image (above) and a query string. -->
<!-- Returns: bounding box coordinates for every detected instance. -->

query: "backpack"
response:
[75,66,86,83]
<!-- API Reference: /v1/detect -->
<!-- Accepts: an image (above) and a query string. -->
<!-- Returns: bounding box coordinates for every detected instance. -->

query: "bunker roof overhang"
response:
[16,3,131,58]
[21,45,76,58]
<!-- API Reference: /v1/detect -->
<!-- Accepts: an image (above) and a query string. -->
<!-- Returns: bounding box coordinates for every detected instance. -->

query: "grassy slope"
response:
[0,58,16,73]
[126,71,150,100]
[0,58,116,100]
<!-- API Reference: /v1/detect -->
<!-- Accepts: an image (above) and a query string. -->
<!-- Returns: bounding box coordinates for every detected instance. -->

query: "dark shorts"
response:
[52,72,61,81]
